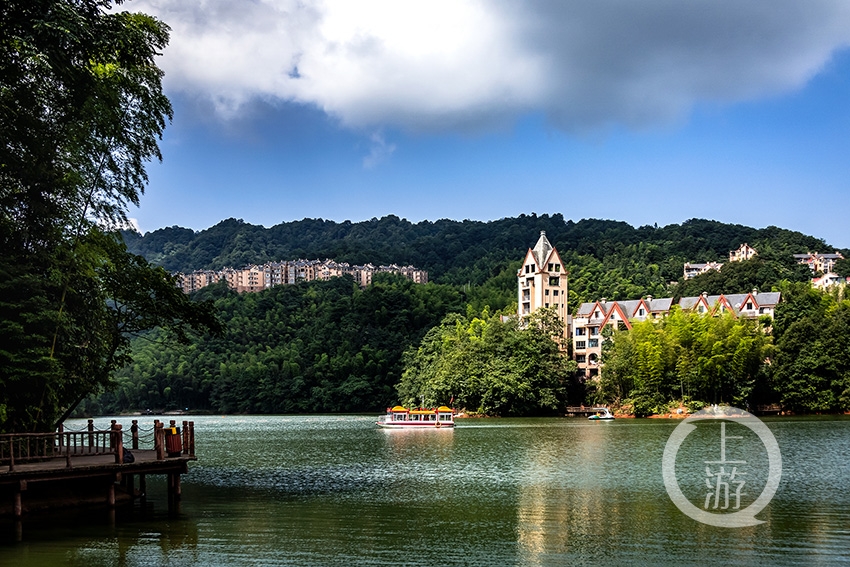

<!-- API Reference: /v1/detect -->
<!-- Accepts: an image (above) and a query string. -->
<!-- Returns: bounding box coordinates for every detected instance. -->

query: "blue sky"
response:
[130,1,850,249]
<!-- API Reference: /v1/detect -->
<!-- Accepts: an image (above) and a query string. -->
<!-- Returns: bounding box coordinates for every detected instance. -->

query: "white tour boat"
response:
[377,406,456,429]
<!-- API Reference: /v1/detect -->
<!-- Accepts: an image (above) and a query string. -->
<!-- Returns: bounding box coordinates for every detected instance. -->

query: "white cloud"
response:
[131,0,850,132]
[362,132,396,169]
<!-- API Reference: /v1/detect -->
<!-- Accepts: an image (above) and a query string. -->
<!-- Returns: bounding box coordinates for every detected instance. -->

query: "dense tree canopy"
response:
[86,275,465,415]
[123,215,843,313]
[771,283,850,413]
[596,310,774,416]
[0,1,219,432]
[396,308,576,416]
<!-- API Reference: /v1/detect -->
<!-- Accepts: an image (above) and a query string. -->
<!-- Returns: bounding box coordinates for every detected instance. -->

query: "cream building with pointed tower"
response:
[517,231,569,340]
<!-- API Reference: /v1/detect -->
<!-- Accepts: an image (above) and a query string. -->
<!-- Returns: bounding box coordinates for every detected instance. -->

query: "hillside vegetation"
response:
[85,215,850,416]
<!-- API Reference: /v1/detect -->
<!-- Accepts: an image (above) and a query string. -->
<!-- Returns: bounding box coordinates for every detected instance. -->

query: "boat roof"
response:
[390,405,453,413]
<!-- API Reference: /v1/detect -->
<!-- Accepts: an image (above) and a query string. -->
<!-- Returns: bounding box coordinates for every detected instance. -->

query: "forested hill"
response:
[100,215,849,416]
[123,215,843,307]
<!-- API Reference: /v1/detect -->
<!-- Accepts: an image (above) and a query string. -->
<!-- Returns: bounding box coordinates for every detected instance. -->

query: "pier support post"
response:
[131,420,139,450]
[154,421,164,461]
[112,423,124,464]
[108,482,116,508]
[182,421,189,455]
[139,474,147,503]
[188,421,195,457]
[13,480,26,519]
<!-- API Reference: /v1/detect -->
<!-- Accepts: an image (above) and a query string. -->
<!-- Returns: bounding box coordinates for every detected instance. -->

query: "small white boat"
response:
[588,408,615,421]
[377,406,455,429]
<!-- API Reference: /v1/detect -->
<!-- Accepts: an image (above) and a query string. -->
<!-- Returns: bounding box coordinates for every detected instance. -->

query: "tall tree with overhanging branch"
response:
[0,0,220,432]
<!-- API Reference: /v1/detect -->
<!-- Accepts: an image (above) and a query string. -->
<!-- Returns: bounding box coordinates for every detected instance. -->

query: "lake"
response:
[2,414,849,566]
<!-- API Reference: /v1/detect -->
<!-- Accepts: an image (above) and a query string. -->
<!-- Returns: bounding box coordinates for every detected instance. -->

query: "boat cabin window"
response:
[393,413,407,421]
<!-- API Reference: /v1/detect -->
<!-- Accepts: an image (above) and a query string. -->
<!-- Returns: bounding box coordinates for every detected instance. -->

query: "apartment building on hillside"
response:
[572,291,780,379]
[793,252,844,274]
[175,259,428,294]
[517,231,569,341]
[683,243,759,280]
[729,243,758,262]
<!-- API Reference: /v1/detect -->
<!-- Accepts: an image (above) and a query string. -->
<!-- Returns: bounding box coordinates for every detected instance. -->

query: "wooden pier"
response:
[0,419,196,520]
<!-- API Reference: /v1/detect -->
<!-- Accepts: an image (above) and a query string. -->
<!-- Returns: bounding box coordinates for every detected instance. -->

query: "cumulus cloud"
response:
[131,0,850,132]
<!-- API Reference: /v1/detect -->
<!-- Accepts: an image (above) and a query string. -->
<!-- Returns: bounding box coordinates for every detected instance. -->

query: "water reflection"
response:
[2,415,850,566]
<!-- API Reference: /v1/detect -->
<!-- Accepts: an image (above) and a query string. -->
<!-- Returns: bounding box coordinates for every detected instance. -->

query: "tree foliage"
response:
[124,215,835,314]
[396,308,576,416]
[85,275,464,414]
[0,1,219,432]
[596,309,774,416]
[771,284,850,413]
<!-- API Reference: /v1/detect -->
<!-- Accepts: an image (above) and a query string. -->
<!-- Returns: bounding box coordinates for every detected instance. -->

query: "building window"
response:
[575,328,585,336]
[525,265,531,274]
[545,289,549,295]
[590,327,599,336]
[746,302,753,310]
[553,289,559,296]
[575,341,586,350]
[589,339,599,348]
[545,303,549,308]
[698,306,705,313]
[549,277,560,286]
[555,264,561,272]
[638,308,645,316]
[576,355,586,363]
[548,263,554,271]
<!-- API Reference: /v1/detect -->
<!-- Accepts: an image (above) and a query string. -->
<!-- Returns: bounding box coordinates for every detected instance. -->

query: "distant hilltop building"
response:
[683,243,759,280]
[175,259,427,294]
[793,251,844,274]
[573,290,780,379]
[812,272,850,290]
[729,243,757,263]
[517,231,569,340]
[683,261,723,280]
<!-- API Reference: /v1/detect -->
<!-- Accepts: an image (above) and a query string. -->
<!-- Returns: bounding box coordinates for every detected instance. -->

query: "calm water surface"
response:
[2,415,850,566]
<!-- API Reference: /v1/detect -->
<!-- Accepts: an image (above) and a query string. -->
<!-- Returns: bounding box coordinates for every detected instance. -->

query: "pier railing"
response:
[0,419,195,472]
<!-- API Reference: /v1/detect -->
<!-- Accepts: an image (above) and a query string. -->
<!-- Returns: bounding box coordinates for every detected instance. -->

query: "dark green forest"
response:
[82,214,850,416]
[124,214,841,310]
